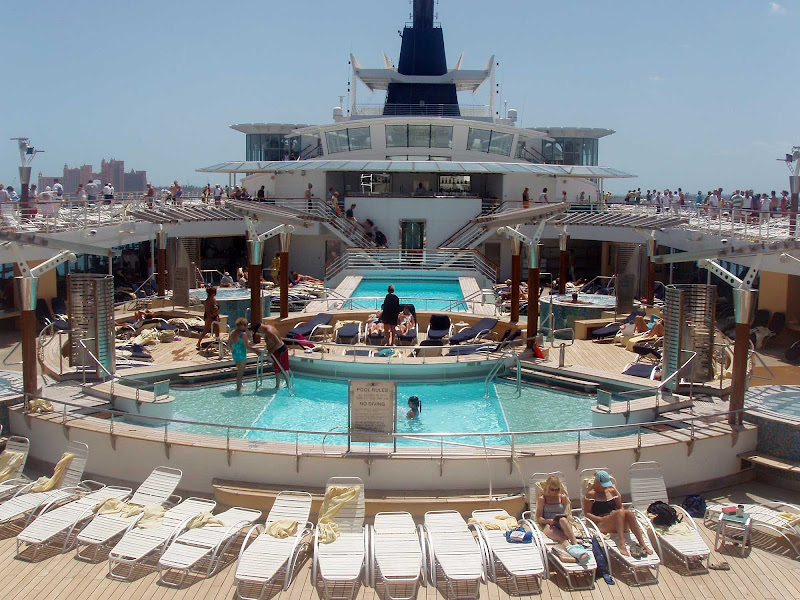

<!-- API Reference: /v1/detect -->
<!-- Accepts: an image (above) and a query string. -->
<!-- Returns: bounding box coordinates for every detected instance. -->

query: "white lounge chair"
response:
[235,491,314,598]
[629,461,710,574]
[0,436,31,501]
[579,468,660,586]
[420,510,484,600]
[470,508,546,596]
[108,497,217,579]
[16,485,132,560]
[0,441,90,529]
[312,477,367,600]
[523,472,596,591]
[158,506,261,586]
[75,465,182,561]
[369,511,423,600]
[704,500,800,558]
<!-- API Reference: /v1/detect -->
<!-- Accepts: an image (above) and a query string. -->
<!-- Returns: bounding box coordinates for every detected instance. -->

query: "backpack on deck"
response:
[681,494,707,518]
[647,500,680,527]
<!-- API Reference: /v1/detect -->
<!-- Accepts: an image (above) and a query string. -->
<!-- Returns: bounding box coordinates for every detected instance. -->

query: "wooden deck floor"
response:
[1,481,799,600]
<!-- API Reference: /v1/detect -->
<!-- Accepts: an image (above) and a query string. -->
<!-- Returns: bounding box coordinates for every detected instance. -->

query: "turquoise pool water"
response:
[347,277,466,311]
[162,376,600,446]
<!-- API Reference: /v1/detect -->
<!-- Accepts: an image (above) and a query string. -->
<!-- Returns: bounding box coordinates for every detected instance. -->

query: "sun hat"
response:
[595,470,613,487]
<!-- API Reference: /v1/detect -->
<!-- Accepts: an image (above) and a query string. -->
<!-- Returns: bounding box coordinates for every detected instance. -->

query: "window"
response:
[541,138,598,165]
[467,128,492,152]
[488,132,513,156]
[246,133,286,161]
[383,125,453,148]
[467,128,512,156]
[385,125,407,148]
[326,129,349,154]
[348,127,371,151]
[430,126,453,148]
[408,125,430,147]
[325,127,372,153]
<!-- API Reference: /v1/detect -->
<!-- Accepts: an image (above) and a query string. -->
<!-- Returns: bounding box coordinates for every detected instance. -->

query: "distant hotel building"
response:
[38,158,147,194]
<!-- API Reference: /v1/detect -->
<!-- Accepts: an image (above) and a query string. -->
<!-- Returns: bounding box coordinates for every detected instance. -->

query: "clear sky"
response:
[0,0,797,193]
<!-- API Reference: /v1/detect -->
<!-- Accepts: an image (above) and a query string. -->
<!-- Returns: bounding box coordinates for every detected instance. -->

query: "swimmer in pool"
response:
[229,317,261,392]
[406,395,421,419]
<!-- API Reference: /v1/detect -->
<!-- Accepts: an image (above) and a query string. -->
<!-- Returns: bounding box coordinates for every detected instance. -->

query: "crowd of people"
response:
[622,187,794,218]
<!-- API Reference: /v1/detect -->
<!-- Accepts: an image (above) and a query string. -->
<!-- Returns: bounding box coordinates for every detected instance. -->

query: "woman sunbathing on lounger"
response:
[583,470,652,557]
[536,475,589,564]
[398,305,416,336]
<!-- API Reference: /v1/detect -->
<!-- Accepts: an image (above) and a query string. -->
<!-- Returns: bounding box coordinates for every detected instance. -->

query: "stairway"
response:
[438,202,510,249]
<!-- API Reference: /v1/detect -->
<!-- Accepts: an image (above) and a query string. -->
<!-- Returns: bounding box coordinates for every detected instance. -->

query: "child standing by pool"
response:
[406,396,421,419]
[229,318,261,392]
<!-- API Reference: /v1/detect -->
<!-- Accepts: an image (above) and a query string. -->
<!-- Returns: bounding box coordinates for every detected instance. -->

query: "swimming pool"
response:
[346,277,466,311]
[162,375,600,446]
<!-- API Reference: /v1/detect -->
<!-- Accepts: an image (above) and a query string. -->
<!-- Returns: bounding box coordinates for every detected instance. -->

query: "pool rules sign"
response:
[348,380,397,449]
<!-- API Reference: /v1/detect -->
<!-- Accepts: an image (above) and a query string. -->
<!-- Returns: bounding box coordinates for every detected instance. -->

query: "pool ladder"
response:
[484,351,521,399]
[255,352,295,394]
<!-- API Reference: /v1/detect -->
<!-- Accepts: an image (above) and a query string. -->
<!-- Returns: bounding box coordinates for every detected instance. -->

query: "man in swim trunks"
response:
[251,323,291,388]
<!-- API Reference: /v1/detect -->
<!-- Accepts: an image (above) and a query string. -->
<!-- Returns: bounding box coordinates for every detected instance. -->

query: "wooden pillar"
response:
[279,252,289,318]
[729,289,757,426]
[527,244,540,348]
[16,277,38,399]
[510,244,521,323]
[558,232,568,295]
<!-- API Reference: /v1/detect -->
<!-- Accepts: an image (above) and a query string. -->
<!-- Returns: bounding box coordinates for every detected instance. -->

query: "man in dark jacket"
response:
[380,285,400,345]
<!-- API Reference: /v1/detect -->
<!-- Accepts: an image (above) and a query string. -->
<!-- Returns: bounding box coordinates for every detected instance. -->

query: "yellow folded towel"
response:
[28,399,53,414]
[30,452,75,492]
[318,486,358,544]
[267,519,299,538]
[777,512,800,526]
[187,512,225,529]
[467,514,519,531]
[135,504,167,529]
[0,451,25,482]
[93,497,144,517]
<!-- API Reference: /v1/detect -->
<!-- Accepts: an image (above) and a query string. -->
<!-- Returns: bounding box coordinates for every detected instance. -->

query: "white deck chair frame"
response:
[16,485,131,560]
[629,461,709,574]
[522,472,597,591]
[704,501,800,558]
[0,436,31,500]
[235,491,314,599]
[75,465,182,562]
[420,510,485,600]
[158,506,262,587]
[0,441,91,529]
[470,508,546,596]
[368,511,424,600]
[107,496,216,580]
[312,477,367,600]
[579,467,660,587]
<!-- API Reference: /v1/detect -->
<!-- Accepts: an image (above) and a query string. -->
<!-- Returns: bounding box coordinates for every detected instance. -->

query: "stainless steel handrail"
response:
[22,390,751,457]
[614,349,697,414]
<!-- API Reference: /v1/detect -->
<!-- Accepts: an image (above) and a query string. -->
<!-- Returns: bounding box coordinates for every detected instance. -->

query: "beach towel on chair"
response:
[187,512,225,529]
[318,486,357,543]
[30,452,75,492]
[0,451,24,482]
[267,519,299,538]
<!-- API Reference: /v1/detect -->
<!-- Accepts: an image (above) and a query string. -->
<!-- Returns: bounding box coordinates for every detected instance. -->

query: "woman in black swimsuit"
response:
[582,470,652,557]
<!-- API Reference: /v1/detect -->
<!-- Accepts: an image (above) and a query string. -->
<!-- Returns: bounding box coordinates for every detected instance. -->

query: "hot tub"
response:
[539,294,617,331]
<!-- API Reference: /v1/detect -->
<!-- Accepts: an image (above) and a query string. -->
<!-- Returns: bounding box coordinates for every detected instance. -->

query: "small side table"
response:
[715,511,752,556]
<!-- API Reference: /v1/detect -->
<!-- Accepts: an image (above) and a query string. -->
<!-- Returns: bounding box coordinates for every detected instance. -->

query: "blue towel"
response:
[504,527,532,544]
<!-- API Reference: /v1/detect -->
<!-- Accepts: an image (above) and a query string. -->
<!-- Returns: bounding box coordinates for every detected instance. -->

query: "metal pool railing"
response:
[339,296,470,312]
[19,391,752,479]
